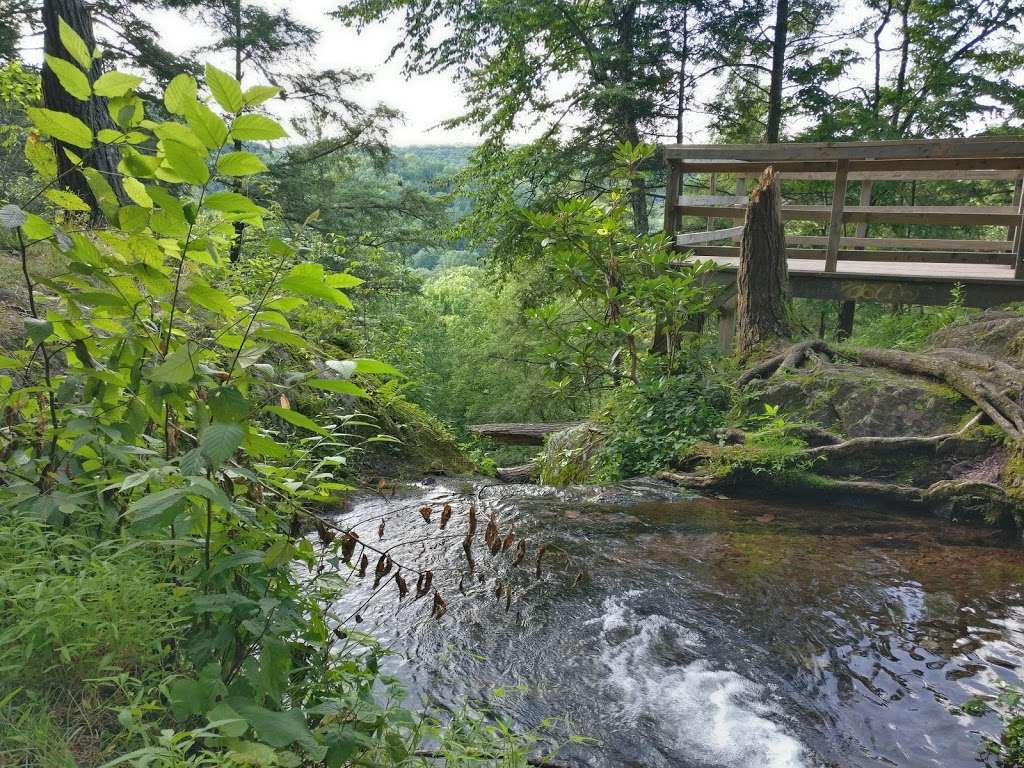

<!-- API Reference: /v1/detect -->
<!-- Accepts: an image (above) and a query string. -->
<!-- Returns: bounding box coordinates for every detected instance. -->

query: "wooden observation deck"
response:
[663,138,1024,339]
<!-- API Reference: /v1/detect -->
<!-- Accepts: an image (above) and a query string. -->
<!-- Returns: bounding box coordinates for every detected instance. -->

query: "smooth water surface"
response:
[326,478,1024,767]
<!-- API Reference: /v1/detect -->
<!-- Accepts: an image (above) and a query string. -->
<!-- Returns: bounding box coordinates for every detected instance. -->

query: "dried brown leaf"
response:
[439,504,453,529]
[535,544,546,578]
[462,535,475,573]
[514,540,526,567]
[377,517,385,539]
[357,552,369,577]
[395,571,408,598]
[468,504,477,537]
[501,529,514,551]
[419,505,432,523]
[416,569,433,599]
[340,531,358,563]
[494,580,503,600]
[431,590,447,619]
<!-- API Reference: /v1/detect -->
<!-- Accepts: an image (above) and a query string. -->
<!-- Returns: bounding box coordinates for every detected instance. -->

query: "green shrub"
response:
[598,373,729,478]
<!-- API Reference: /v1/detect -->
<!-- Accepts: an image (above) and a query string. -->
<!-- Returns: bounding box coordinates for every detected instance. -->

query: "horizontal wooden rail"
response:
[786,235,1014,252]
[675,226,744,245]
[666,137,1024,162]
[684,245,1016,265]
[676,158,1024,174]
[679,203,1020,226]
[679,194,749,206]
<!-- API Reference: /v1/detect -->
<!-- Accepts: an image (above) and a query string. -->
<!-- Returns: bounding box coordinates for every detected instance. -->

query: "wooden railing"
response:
[663,137,1024,282]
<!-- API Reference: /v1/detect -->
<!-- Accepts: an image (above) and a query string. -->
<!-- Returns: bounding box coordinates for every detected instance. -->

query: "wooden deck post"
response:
[718,297,736,353]
[663,162,681,237]
[824,159,850,272]
[1009,177,1023,246]
[837,178,873,339]
[706,173,717,231]
[1015,187,1024,279]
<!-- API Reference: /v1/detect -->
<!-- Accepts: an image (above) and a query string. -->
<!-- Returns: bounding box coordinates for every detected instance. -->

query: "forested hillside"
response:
[2,0,1024,766]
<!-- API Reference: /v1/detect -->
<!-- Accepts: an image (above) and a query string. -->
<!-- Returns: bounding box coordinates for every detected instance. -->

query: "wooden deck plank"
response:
[684,245,1016,265]
[676,158,1024,174]
[666,137,1024,162]
[786,235,1013,252]
[684,254,1017,280]
[679,203,1020,226]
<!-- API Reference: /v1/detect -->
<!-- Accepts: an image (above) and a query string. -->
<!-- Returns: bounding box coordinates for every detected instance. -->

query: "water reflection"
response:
[326,479,1024,767]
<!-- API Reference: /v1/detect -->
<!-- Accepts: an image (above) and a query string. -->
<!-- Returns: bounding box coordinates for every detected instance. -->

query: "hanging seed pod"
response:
[415,570,434,599]
[373,554,391,588]
[489,535,501,556]
[395,571,409,598]
[419,505,432,523]
[502,529,514,551]
[340,531,358,562]
[357,551,369,577]
[377,478,387,494]
[505,585,512,613]
[495,580,503,600]
[468,504,477,537]
[462,535,475,572]
[440,504,453,529]
[458,574,466,595]
[535,544,546,578]
[316,519,335,545]
[514,540,526,567]
[484,513,498,551]
[377,518,385,540]
[431,590,447,619]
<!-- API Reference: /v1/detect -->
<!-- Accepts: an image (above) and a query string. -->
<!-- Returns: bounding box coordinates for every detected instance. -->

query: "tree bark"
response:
[765,0,789,142]
[42,0,124,210]
[736,168,790,356]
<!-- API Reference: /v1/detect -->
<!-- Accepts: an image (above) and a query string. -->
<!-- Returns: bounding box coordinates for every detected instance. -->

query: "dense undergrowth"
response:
[0,52,547,767]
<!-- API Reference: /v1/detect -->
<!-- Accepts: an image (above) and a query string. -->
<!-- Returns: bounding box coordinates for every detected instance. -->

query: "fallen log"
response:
[469,422,585,445]
[495,463,537,482]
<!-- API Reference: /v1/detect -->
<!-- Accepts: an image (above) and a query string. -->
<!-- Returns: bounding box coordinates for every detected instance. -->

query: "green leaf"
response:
[150,344,196,384]
[353,358,402,377]
[58,17,93,69]
[216,151,267,177]
[326,273,364,288]
[230,700,317,750]
[187,282,237,318]
[25,318,53,345]
[22,214,53,241]
[207,702,249,738]
[0,204,26,229]
[188,477,233,512]
[242,85,281,107]
[44,188,91,212]
[208,386,249,422]
[44,54,90,100]
[279,263,351,308]
[122,177,153,208]
[205,63,243,113]
[163,139,210,185]
[165,73,198,115]
[230,114,287,141]
[128,487,187,524]
[93,71,143,97]
[26,107,92,148]
[203,191,262,214]
[305,379,368,398]
[265,406,329,436]
[201,422,245,467]
[184,101,229,149]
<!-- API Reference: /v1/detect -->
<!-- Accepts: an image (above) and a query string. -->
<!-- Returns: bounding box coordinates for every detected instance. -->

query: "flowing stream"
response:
[326,477,1024,767]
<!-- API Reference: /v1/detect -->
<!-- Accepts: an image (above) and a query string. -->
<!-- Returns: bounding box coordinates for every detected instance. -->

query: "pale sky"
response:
[150,0,489,146]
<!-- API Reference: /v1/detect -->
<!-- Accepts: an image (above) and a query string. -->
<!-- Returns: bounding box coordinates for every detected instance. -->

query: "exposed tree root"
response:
[739,340,1024,443]
[804,412,986,461]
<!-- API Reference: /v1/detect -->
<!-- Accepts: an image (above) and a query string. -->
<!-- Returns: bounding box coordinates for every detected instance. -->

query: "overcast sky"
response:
[149,0,489,146]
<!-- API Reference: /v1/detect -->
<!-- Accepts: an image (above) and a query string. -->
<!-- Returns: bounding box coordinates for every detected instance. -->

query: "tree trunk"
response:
[765,0,789,143]
[736,169,790,356]
[42,0,124,210]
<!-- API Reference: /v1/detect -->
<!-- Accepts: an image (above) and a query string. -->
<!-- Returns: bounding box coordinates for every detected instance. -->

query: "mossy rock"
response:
[927,309,1024,365]
[746,364,972,438]
[926,480,1020,526]
[538,423,605,486]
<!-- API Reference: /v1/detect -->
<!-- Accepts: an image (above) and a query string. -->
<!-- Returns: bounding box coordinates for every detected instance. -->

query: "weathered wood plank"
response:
[786,235,1013,252]
[662,163,681,237]
[825,160,850,272]
[468,422,584,445]
[686,258,1024,308]
[685,245,1016,265]
[675,226,745,245]
[679,194,750,206]
[666,137,1024,162]
[675,158,1024,174]
[679,203,1020,226]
